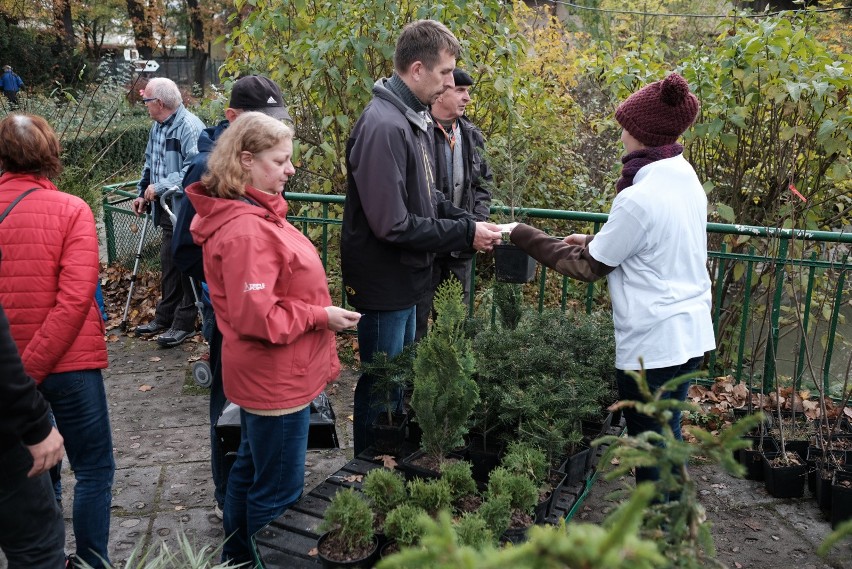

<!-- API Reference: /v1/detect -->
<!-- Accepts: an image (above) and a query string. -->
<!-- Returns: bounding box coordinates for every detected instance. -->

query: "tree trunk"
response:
[53,0,75,46]
[185,0,208,93]
[126,0,154,59]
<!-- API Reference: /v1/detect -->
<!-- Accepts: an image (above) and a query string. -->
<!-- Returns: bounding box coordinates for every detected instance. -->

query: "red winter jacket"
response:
[0,173,107,382]
[186,182,340,410]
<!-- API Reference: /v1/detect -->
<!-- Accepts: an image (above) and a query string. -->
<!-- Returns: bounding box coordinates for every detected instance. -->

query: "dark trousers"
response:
[154,226,197,332]
[207,314,228,508]
[3,90,18,105]
[0,444,65,569]
[616,356,703,485]
[415,256,472,341]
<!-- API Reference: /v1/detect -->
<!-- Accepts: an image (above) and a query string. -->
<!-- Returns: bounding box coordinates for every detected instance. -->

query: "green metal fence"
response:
[102,181,161,268]
[104,185,852,394]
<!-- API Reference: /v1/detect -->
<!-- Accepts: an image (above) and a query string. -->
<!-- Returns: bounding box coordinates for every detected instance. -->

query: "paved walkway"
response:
[1,332,850,568]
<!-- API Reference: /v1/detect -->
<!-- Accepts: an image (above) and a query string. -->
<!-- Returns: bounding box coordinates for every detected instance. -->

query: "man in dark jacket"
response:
[341,19,502,455]
[415,67,492,339]
[0,304,65,567]
[172,75,291,519]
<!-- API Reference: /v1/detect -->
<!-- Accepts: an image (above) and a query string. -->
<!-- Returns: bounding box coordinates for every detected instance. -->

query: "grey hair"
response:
[146,78,183,110]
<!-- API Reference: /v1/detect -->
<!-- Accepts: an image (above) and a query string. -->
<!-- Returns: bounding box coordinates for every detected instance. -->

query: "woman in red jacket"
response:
[0,113,114,568]
[185,112,361,565]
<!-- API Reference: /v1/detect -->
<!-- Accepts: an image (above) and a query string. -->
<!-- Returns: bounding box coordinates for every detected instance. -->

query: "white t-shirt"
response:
[588,155,715,370]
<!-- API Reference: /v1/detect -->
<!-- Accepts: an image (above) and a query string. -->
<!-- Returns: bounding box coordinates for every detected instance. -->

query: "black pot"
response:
[396,449,464,482]
[831,469,852,529]
[762,451,806,499]
[316,532,379,569]
[806,446,823,494]
[493,243,536,283]
[501,522,532,544]
[738,434,777,481]
[559,443,591,485]
[781,438,810,462]
[815,465,834,515]
[369,412,409,455]
[466,433,505,484]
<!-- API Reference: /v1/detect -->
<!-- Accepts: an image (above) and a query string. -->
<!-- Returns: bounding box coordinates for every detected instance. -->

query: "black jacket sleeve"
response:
[171,189,205,282]
[0,305,52,452]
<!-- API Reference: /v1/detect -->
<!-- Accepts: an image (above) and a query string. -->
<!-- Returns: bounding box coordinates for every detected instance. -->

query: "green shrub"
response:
[454,513,493,549]
[361,468,407,518]
[406,478,452,517]
[499,442,548,487]
[384,504,429,548]
[439,461,477,501]
[485,467,538,515]
[318,488,374,551]
[476,495,512,538]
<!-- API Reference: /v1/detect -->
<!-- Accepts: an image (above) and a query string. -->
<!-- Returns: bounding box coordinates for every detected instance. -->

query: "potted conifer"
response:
[316,488,379,568]
[399,278,480,479]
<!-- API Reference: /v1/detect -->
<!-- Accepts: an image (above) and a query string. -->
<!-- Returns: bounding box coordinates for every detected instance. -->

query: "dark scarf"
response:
[616,143,683,193]
[387,74,428,114]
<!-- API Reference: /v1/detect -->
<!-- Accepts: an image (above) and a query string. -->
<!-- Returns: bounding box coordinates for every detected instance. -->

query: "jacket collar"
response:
[372,78,431,133]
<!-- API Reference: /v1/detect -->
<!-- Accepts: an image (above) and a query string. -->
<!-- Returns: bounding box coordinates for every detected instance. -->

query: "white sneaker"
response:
[214,503,223,520]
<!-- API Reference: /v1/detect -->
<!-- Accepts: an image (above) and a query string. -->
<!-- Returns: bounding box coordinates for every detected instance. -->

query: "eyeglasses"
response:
[142,97,159,104]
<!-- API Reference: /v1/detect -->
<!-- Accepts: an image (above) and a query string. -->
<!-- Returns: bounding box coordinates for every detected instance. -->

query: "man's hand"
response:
[563,233,589,246]
[131,197,148,216]
[26,427,64,478]
[324,307,362,332]
[472,222,503,252]
[143,184,158,202]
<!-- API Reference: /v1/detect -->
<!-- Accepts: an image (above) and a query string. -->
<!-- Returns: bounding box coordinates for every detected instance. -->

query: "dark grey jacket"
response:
[341,78,475,311]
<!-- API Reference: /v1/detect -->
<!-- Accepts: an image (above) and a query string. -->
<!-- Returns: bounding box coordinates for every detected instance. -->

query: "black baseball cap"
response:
[228,75,292,122]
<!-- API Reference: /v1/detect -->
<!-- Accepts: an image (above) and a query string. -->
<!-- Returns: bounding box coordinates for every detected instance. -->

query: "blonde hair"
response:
[202,112,294,199]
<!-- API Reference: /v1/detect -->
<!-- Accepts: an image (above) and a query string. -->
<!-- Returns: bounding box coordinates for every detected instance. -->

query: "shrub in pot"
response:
[440,460,482,513]
[404,279,479,476]
[381,504,429,558]
[316,488,378,568]
[406,478,453,517]
[453,512,494,548]
[485,466,539,543]
[361,468,407,530]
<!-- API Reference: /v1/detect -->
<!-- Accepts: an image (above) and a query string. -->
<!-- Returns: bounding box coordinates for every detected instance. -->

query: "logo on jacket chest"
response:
[244,282,266,292]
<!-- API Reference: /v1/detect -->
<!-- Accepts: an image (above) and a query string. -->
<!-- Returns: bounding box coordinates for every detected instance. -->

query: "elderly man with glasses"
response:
[132,77,205,347]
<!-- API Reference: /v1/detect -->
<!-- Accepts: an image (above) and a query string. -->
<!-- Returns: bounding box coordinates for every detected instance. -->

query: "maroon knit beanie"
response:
[615,73,699,147]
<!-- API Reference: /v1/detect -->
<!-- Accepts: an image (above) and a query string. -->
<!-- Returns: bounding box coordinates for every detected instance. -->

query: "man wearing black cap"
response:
[172,74,292,519]
[416,67,492,339]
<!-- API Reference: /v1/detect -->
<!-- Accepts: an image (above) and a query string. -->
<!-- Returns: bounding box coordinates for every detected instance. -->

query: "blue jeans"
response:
[222,407,310,565]
[0,443,65,568]
[40,370,115,568]
[208,320,228,508]
[353,307,416,455]
[616,356,702,486]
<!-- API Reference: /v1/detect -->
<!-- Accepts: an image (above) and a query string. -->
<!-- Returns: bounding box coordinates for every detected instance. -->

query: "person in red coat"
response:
[185,112,361,565]
[0,113,115,568]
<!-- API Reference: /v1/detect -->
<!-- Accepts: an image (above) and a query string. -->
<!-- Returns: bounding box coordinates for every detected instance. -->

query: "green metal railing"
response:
[103,185,852,393]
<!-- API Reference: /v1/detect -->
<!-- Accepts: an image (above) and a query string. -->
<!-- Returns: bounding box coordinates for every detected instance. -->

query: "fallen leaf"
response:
[610,457,620,466]
[149,356,162,362]
[374,454,398,469]
[346,415,354,422]
[341,474,363,483]
[175,505,186,511]
[139,384,153,392]
[308,548,318,557]
[735,562,742,569]
[107,334,120,343]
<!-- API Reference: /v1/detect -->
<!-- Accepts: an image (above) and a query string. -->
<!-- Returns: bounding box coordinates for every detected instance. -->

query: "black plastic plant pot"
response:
[368,412,409,455]
[831,469,852,528]
[493,243,537,283]
[816,466,834,515]
[467,434,505,484]
[316,532,379,569]
[396,449,464,482]
[807,446,823,494]
[559,444,592,485]
[762,451,806,499]
[501,523,532,545]
[739,435,777,481]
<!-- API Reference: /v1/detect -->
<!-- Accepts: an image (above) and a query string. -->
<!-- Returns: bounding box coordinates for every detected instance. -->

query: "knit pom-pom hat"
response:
[614,73,700,147]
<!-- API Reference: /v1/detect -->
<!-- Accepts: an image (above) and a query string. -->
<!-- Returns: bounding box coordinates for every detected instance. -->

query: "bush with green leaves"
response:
[361,343,416,426]
[384,504,429,548]
[410,278,479,461]
[317,488,375,552]
[440,461,477,501]
[499,441,548,488]
[361,468,407,520]
[453,512,493,549]
[75,529,242,569]
[485,467,538,516]
[475,495,512,539]
[406,478,453,517]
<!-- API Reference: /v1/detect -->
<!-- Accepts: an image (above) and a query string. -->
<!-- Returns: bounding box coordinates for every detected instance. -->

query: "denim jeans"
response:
[616,356,703,486]
[353,307,416,455]
[39,370,115,568]
[222,407,310,565]
[208,320,228,508]
[0,443,65,568]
